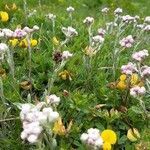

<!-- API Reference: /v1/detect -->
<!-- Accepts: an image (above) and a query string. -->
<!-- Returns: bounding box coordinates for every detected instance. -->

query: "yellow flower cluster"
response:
[5,3,17,11]
[9,39,38,48]
[117,73,141,90]
[0,11,9,22]
[101,129,117,150]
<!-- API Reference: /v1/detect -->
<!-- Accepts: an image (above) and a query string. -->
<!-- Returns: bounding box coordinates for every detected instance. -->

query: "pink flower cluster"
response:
[130,86,146,97]
[141,66,150,77]
[132,49,149,62]
[119,35,134,48]
[121,62,137,75]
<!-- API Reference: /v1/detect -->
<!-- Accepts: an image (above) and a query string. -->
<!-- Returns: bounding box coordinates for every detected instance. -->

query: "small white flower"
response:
[0,31,4,37]
[114,8,122,15]
[13,28,27,38]
[144,16,150,23]
[27,134,38,143]
[21,131,28,140]
[122,15,136,24]
[2,28,14,38]
[83,17,94,26]
[0,43,8,52]
[23,27,34,33]
[66,6,75,13]
[33,25,39,31]
[47,13,56,20]
[97,28,106,37]
[137,24,144,29]
[101,7,109,13]
[62,51,73,59]
[143,25,150,31]
[46,94,60,105]
[92,35,104,44]
[48,111,59,122]
[62,26,78,38]
[80,133,88,142]
[141,66,150,77]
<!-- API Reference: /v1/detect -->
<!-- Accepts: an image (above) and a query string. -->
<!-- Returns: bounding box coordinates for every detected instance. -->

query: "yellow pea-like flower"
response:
[127,128,140,142]
[0,11,9,22]
[30,39,38,47]
[9,39,19,47]
[52,37,59,46]
[130,73,139,85]
[117,81,127,90]
[120,74,127,81]
[103,142,112,150]
[19,39,28,48]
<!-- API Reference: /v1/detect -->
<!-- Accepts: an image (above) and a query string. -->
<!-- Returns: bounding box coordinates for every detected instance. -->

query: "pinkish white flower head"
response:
[92,35,104,44]
[62,50,73,59]
[122,15,136,24]
[121,62,137,75]
[101,7,109,13]
[141,66,150,77]
[0,30,4,37]
[143,25,150,31]
[0,43,8,60]
[33,25,39,31]
[83,17,94,26]
[132,49,149,62]
[97,28,106,37]
[13,28,27,38]
[114,8,123,15]
[46,94,60,105]
[66,6,75,13]
[130,86,146,97]
[47,13,56,21]
[80,128,103,150]
[136,24,144,29]
[62,26,78,38]
[144,16,150,23]
[119,35,134,48]
[2,28,14,38]
[23,26,34,34]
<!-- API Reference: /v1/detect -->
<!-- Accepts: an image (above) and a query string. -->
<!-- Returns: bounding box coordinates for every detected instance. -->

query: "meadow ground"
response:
[0,0,150,150]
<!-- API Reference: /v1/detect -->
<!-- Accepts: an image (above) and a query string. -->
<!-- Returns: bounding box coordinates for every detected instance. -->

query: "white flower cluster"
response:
[101,7,109,13]
[83,17,94,26]
[0,25,39,39]
[80,128,103,150]
[0,43,8,60]
[130,86,146,97]
[62,51,73,59]
[92,35,104,44]
[144,16,150,23]
[97,28,106,37]
[20,103,59,143]
[66,6,75,13]
[114,8,122,15]
[119,35,134,48]
[47,13,56,21]
[132,49,149,62]
[121,15,137,24]
[62,26,78,38]
[121,62,137,75]
[46,94,60,105]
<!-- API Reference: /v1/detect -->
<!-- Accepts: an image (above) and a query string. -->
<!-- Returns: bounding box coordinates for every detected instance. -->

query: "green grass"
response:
[0,0,150,149]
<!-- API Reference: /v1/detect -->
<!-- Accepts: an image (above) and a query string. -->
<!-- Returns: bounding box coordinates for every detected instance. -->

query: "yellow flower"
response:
[101,129,117,144]
[120,74,127,81]
[59,70,72,80]
[130,73,139,85]
[53,117,66,136]
[0,11,9,22]
[117,81,127,90]
[19,39,28,48]
[52,37,59,46]
[9,39,19,47]
[127,128,140,142]
[30,39,38,47]
[103,142,112,150]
